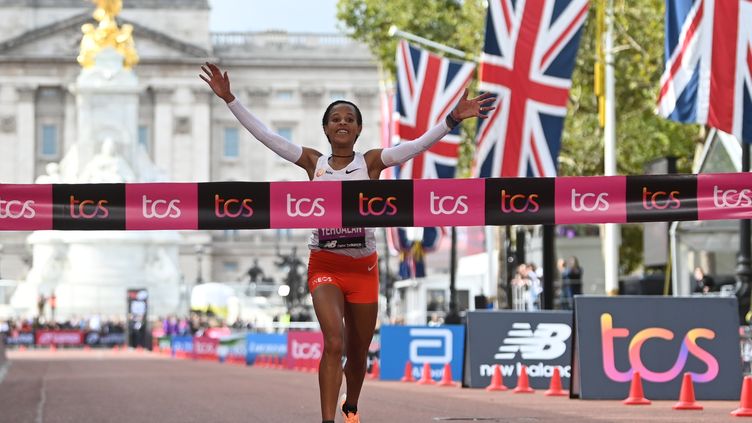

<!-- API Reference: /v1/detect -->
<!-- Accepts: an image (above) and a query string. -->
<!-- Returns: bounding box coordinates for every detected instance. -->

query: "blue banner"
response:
[171,335,194,354]
[379,325,465,381]
[246,333,287,363]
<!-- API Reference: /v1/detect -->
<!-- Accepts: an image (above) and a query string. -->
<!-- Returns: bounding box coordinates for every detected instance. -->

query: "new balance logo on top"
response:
[494,323,571,360]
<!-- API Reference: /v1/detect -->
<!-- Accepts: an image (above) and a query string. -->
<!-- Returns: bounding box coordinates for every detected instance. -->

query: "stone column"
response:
[191,89,212,182]
[153,88,174,177]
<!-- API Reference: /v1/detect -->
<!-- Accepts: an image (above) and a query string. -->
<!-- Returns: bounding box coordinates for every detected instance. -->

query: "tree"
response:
[337,0,703,274]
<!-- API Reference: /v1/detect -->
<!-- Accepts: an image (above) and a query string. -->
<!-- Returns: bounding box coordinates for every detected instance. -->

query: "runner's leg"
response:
[312,284,346,421]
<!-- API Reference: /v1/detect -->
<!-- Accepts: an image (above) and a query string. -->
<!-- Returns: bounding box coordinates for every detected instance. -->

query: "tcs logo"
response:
[430,192,468,215]
[571,189,609,212]
[69,195,109,218]
[500,190,539,213]
[142,195,181,219]
[286,193,325,217]
[642,187,680,210]
[713,186,752,208]
[291,340,322,360]
[600,313,719,383]
[358,192,397,216]
[0,198,36,219]
[214,194,253,218]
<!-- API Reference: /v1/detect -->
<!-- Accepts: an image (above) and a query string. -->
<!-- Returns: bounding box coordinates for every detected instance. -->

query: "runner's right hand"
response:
[200,62,235,103]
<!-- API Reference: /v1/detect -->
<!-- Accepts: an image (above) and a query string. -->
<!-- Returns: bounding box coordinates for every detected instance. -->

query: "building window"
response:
[330,90,347,101]
[223,127,239,158]
[223,261,239,273]
[275,90,293,101]
[40,124,58,157]
[138,125,149,148]
[276,126,293,142]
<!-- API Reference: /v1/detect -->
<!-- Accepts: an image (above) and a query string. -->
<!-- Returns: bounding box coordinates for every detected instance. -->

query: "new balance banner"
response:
[380,325,465,382]
[246,333,287,364]
[572,296,741,400]
[4,173,752,230]
[464,311,572,389]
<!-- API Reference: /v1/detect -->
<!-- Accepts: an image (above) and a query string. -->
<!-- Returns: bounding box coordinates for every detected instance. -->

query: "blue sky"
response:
[208,0,341,33]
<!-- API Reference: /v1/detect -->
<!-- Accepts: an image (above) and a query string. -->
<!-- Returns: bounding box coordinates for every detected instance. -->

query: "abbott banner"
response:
[572,296,742,400]
[379,325,465,382]
[2,173,751,230]
[464,311,573,389]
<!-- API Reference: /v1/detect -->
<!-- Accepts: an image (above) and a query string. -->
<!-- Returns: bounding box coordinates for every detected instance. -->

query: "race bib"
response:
[318,227,366,249]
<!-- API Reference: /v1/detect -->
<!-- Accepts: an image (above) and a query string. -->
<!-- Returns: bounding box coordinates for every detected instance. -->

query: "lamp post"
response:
[194,245,205,285]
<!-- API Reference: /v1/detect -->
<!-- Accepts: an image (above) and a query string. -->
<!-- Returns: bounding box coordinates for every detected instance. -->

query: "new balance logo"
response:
[494,323,571,360]
[345,168,361,174]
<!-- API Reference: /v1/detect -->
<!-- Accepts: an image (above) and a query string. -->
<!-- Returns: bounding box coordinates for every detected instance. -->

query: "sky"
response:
[208,0,341,33]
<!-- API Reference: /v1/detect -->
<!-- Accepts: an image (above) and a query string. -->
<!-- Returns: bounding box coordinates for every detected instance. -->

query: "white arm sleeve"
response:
[227,99,303,163]
[380,120,451,167]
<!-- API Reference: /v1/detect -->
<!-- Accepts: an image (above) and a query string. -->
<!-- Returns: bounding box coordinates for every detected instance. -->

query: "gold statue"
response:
[77,0,139,69]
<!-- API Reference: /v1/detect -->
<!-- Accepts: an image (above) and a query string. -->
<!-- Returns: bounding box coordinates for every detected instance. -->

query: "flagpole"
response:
[603,0,620,296]
[388,25,472,60]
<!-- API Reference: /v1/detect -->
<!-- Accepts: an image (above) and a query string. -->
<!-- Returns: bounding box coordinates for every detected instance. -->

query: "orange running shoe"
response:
[340,394,360,423]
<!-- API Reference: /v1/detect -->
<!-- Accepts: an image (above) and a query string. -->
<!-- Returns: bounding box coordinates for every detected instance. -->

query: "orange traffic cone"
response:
[514,365,534,393]
[401,361,415,382]
[438,363,456,387]
[731,375,752,416]
[50,344,57,352]
[673,372,702,410]
[18,345,26,352]
[544,367,567,396]
[83,345,91,352]
[623,371,651,405]
[417,362,435,385]
[485,364,507,391]
[368,359,380,380]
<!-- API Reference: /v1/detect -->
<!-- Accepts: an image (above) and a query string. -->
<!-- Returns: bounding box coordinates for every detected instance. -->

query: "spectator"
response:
[560,256,583,310]
[693,267,714,294]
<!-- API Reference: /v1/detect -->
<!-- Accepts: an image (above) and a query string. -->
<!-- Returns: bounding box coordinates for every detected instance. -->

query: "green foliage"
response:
[337,0,706,273]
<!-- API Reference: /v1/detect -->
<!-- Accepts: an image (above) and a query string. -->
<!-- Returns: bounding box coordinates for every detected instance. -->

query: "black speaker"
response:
[474,295,488,310]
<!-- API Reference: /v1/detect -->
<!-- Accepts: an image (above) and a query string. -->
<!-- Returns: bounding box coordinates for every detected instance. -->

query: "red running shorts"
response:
[307,250,379,304]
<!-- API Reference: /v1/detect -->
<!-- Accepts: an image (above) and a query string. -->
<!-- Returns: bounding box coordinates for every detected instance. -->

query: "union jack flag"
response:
[474,0,589,177]
[657,0,752,143]
[394,40,475,179]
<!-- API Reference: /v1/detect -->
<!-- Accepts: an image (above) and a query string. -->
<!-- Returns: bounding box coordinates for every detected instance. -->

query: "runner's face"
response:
[324,104,361,148]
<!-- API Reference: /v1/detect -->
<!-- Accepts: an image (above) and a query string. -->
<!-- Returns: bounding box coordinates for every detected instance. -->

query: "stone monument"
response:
[11,0,182,320]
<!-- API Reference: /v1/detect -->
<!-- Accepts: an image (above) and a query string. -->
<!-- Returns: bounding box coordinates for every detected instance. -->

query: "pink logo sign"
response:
[270,181,341,229]
[698,173,752,221]
[287,330,324,369]
[555,176,627,224]
[125,183,197,230]
[413,179,484,226]
[0,184,52,230]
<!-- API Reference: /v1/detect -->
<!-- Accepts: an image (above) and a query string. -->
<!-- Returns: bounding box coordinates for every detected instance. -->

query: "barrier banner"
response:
[218,333,247,362]
[36,330,83,346]
[572,296,742,400]
[83,331,126,346]
[286,331,323,370]
[464,311,573,389]
[193,336,219,360]
[4,332,34,346]
[2,173,752,230]
[246,333,287,364]
[380,325,465,382]
[171,335,194,358]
